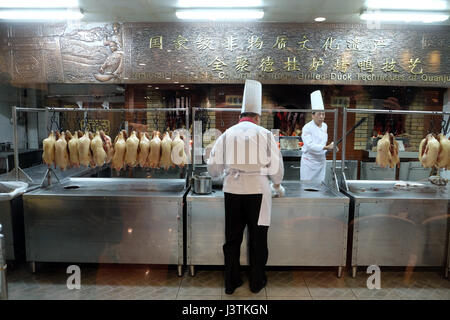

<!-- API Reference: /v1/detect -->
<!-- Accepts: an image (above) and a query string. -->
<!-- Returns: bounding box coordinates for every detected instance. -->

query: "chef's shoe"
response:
[225,279,244,295]
[250,278,267,294]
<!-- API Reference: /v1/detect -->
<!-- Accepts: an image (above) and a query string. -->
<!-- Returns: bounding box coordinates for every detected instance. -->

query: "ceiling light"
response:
[366,0,447,10]
[180,85,184,87]
[147,85,152,87]
[0,8,83,20]
[314,17,326,22]
[360,9,449,23]
[177,0,262,7]
[155,87,159,89]
[185,88,189,90]
[0,0,79,8]
[176,9,264,21]
[174,81,179,84]
[139,63,146,66]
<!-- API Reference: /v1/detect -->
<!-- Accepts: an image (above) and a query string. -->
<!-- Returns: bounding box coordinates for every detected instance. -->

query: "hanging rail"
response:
[192,107,340,191]
[10,106,190,182]
[341,107,450,191]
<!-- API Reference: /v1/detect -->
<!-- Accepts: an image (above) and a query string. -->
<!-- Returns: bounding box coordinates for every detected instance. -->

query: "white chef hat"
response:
[311,90,324,110]
[241,79,262,115]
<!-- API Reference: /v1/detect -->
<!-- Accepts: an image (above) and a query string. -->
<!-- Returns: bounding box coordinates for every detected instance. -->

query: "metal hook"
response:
[389,116,394,134]
[206,110,210,130]
[441,118,449,135]
[84,110,90,132]
[49,111,58,133]
[429,116,435,134]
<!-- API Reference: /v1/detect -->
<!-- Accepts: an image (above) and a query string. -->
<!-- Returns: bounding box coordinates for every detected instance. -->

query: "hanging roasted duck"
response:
[376,132,399,168]
[42,131,56,167]
[111,130,127,171]
[420,133,450,186]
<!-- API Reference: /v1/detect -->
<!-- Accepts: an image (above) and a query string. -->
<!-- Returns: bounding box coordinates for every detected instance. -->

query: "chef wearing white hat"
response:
[207,79,284,295]
[300,90,335,182]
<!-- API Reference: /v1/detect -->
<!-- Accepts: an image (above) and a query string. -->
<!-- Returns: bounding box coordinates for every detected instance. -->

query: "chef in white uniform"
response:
[300,90,335,182]
[207,79,285,295]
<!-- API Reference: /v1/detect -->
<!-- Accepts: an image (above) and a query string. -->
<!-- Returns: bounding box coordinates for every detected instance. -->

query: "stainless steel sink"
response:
[0,181,28,261]
[0,181,28,200]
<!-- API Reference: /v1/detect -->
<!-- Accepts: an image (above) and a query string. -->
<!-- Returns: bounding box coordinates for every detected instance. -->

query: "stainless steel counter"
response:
[0,165,97,262]
[186,181,349,277]
[23,178,188,275]
[188,181,346,202]
[345,180,449,201]
[0,196,24,261]
[31,177,187,198]
[342,180,450,278]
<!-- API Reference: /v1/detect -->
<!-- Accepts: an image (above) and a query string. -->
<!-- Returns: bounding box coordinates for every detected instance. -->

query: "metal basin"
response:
[0,181,28,200]
[0,181,28,261]
[192,175,212,194]
[0,184,15,193]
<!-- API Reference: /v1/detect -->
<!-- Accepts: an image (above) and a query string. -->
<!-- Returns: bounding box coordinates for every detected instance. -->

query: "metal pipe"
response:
[15,107,197,114]
[186,107,189,135]
[347,108,450,116]
[45,107,189,112]
[14,107,44,112]
[192,107,197,170]
[12,106,19,180]
[185,107,191,184]
[342,107,347,178]
[446,230,450,279]
[329,108,339,191]
[44,108,49,135]
[0,224,8,300]
[193,107,336,113]
[332,108,338,170]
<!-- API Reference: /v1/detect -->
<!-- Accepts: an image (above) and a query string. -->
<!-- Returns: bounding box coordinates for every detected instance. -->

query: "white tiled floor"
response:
[4,263,450,300]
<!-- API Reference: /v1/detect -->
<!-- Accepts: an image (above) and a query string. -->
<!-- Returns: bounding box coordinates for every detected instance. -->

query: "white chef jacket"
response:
[207,121,284,226]
[300,120,328,182]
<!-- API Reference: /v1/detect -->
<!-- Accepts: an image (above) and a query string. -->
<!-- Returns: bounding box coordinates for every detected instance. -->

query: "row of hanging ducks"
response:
[42,129,188,171]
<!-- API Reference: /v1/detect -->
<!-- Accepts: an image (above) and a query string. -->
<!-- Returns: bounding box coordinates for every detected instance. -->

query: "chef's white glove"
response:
[270,182,285,198]
[277,184,286,197]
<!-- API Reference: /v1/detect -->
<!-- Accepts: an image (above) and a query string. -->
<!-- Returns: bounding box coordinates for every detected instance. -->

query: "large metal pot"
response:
[192,174,212,194]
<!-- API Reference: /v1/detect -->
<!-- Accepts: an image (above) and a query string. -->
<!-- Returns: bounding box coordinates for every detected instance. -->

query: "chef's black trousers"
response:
[223,192,268,292]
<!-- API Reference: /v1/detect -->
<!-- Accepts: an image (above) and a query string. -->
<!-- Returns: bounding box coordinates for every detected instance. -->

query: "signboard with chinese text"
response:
[0,22,448,87]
